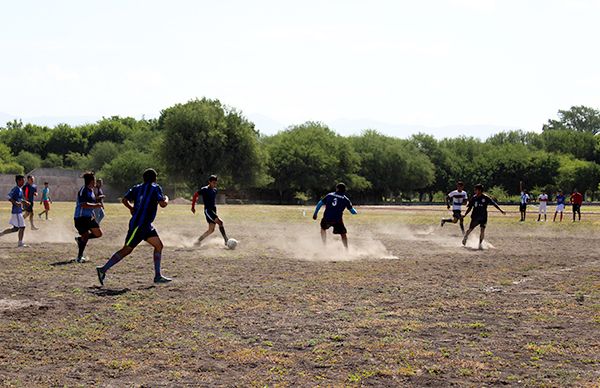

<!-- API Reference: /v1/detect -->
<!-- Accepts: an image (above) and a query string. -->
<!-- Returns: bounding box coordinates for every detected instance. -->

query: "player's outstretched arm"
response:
[191,191,199,213]
[490,197,505,214]
[313,200,324,220]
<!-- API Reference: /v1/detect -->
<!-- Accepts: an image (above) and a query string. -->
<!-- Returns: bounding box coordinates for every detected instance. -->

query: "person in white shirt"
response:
[537,190,548,222]
[441,181,468,234]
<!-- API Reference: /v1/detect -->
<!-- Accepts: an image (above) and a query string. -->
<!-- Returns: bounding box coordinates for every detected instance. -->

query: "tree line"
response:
[1,99,599,203]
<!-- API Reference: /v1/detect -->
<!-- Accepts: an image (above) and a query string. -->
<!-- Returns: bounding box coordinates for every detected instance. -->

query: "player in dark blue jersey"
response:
[96,168,171,285]
[74,172,104,263]
[0,175,30,247]
[191,175,229,246]
[462,184,505,250]
[313,183,357,249]
[22,175,39,230]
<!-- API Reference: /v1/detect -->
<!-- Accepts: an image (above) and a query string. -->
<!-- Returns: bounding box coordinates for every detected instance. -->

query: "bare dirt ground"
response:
[1,203,599,387]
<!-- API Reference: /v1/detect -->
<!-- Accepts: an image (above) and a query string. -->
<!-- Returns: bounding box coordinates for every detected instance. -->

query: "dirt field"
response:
[1,203,599,387]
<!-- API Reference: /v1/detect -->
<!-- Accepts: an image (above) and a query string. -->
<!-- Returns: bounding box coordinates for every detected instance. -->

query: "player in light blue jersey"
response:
[313,182,357,249]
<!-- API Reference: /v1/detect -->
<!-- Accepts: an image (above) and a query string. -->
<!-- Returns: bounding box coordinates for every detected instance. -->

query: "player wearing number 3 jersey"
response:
[313,182,357,249]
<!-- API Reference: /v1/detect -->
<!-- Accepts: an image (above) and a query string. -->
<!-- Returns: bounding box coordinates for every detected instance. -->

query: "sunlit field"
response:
[1,202,599,386]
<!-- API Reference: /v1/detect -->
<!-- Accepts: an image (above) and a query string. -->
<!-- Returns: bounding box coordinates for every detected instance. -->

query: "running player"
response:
[553,190,566,222]
[74,172,104,263]
[22,175,39,230]
[312,182,358,249]
[537,190,548,222]
[440,181,468,234]
[38,182,52,220]
[191,175,229,246]
[462,184,505,250]
[96,168,171,285]
[0,175,30,247]
[570,188,583,222]
[93,178,106,224]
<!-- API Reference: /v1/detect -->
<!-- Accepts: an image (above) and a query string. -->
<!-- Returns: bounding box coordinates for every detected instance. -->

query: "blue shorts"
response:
[125,225,159,248]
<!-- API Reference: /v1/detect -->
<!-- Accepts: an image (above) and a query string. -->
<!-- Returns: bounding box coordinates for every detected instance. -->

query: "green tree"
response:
[159,98,263,189]
[99,149,156,193]
[543,105,600,134]
[42,153,64,168]
[86,141,122,171]
[16,151,42,173]
[46,124,87,157]
[0,143,24,174]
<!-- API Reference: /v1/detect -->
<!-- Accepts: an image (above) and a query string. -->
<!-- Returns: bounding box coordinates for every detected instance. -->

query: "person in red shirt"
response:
[570,188,583,222]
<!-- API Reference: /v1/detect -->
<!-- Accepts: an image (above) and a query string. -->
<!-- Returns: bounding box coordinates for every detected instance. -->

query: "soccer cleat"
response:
[17,242,30,248]
[154,275,172,284]
[76,256,87,263]
[31,226,39,230]
[96,267,106,286]
[478,244,484,250]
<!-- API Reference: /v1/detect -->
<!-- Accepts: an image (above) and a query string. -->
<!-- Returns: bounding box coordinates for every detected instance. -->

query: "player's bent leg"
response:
[462,228,473,246]
[341,233,348,249]
[0,226,19,236]
[147,236,171,283]
[215,217,228,244]
[89,227,102,239]
[478,227,486,250]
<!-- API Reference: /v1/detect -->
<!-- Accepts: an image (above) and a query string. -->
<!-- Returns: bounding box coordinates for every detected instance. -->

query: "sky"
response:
[1,0,599,138]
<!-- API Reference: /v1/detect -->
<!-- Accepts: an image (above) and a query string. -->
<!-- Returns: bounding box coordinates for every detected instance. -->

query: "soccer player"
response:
[312,182,358,249]
[96,168,171,285]
[93,178,106,224]
[462,184,505,250]
[519,189,530,222]
[0,175,30,247]
[191,175,229,246]
[38,182,52,220]
[74,172,104,263]
[440,181,468,234]
[553,190,566,222]
[537,189,548,222]
[570,188,583,222]
[22,175,39,230]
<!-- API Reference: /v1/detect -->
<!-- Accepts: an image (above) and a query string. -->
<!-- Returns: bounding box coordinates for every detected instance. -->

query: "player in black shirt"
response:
[191,175,229,246]
[462,184,505,249]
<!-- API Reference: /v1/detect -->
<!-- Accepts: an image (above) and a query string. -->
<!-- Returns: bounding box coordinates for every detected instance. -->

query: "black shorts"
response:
[470,217,487,229]
[452,210,462,219]
[573,204,581,213]
[125,225,159,248]
[204,208,218,224]
[74,217,100,235]
[320,219,347,235]
[519,204,527,212]
[23,203,33,213]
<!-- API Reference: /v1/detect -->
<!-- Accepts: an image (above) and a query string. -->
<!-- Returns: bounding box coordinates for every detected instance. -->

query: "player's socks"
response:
[153,252,162,279]
[219,226,228,244]
[101,252,122,272]
[76,237,88,259]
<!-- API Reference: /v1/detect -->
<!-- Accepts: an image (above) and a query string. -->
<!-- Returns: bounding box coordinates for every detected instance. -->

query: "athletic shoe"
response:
[154,275,172,283]
[96,267,106,286]
[440,220,445,227]
[76,256,87,263]
[478,244,484,250]
[17,242,30,248]
[31,226,39,230]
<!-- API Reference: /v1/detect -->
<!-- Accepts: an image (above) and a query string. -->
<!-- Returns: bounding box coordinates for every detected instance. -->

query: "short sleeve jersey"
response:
[538,194,548,203]
[448,190,468,210]
[468,194,496,220]
[8,186,24,214]
[556,194,566,205]
[520,192,530,205]
[571,192,583,205]
[124,182,165,229]
[74,186,96,218]
[322,192,353,221]
[42,187,50,201]
[23,183,37,203]
[199,185,217,212]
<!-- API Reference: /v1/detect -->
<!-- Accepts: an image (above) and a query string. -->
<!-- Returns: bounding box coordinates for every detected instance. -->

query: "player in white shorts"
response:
[537,190,548,222]
[441,181,468,235]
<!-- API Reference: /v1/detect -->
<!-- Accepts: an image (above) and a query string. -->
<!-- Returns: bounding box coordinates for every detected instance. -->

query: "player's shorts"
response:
[74,217,100,235]
[519,203,527,212]
[9,213,26,228]
[452,210,462,219]
[204,208,218,224]
[23,203,33,213]
[573,204,581,213]
[469,217,487,229]
[556,204,565,212]
[320,218,347,234]
[125,225,159,248]
[43,200,50,211]
[538,203,547,214]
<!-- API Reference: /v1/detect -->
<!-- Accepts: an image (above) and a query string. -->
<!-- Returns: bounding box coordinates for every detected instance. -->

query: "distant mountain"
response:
[0,112,99,127]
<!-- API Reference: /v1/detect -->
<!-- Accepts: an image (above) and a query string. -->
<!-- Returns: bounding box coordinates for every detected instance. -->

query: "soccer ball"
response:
[226,238,238,250]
